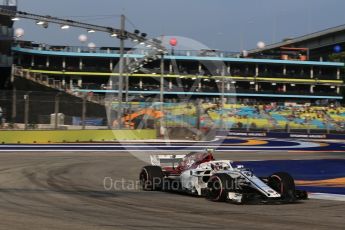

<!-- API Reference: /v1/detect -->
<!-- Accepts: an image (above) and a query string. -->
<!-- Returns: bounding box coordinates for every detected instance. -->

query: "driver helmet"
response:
[206,148,215,154]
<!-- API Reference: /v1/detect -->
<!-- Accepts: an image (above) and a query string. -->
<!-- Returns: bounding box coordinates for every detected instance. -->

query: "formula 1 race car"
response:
[139,149,308,204]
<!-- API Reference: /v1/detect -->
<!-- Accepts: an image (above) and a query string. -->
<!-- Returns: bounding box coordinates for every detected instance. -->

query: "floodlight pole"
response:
[220,65,225,130]
[160,53,165,136]
[160,54,164,108]
[125,55,129,105]
[117,14,125,129]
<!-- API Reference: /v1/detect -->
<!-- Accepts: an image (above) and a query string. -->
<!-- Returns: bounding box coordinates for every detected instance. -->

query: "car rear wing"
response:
[150,154,185,167]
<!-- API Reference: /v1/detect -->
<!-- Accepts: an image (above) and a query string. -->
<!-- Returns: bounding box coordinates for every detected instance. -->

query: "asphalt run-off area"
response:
[0,138,344,229]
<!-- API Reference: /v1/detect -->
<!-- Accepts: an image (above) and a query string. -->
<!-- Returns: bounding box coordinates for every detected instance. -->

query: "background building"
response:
[0,0,16,89]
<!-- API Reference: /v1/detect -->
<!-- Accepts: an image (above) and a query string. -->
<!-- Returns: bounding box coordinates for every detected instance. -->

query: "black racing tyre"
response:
[206,173,235,202]
[268,172,296,202]
[139,166,164,191]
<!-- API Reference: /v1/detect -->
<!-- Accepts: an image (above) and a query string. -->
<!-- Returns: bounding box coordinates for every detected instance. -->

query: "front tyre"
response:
[139,166,164,191]
[206,173,235,202]
[268,172,296,202]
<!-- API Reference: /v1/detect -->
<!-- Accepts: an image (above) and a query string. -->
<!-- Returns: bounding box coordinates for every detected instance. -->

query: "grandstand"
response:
[0,0,16,89]
[3,40,344,135]
[1,4,345,138]
[12,41,344,102]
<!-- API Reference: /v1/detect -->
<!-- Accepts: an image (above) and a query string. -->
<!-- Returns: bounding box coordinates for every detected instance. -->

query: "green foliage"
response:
[28,123,38,129]
[8,122,15,129]
[329,52,345,62]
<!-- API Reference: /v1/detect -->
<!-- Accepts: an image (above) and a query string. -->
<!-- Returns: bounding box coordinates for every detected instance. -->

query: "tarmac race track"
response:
[0,151,344,230]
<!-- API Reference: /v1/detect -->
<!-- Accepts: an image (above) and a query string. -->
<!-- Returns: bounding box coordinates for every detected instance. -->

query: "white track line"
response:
[0,141,321,149]
[0,149,258,152]
[309,193,345,202]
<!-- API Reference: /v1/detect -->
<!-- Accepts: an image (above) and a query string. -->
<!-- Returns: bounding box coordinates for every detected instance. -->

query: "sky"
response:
[13,0,345,51]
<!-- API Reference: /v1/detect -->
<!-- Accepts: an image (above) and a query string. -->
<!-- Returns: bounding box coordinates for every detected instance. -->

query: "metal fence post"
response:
[54,93,60,130]
[326,121,330,134]
[246,117,250,132]
[307,120,310,134]
[82,95,86,130]
[196,100,201,130]
[11,87,17,123]
[24,93,30,130]
[106,98,112,130]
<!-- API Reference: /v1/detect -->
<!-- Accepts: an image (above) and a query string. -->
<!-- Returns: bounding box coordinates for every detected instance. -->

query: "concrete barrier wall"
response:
[217,130,345,140]
[0,130,157,144]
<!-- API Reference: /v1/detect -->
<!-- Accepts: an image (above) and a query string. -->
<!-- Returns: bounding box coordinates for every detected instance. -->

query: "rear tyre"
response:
[206,173,234,202]
[268,172,296,202]
[139,166,164,191]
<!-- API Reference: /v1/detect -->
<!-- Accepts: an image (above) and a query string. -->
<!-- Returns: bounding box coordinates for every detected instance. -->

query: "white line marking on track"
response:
[0,141,321,149]
[0,149,259,152]
[309,193,345,202]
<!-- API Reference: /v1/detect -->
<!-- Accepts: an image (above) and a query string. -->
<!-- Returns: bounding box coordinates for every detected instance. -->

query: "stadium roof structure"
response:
[248,23,345,56]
